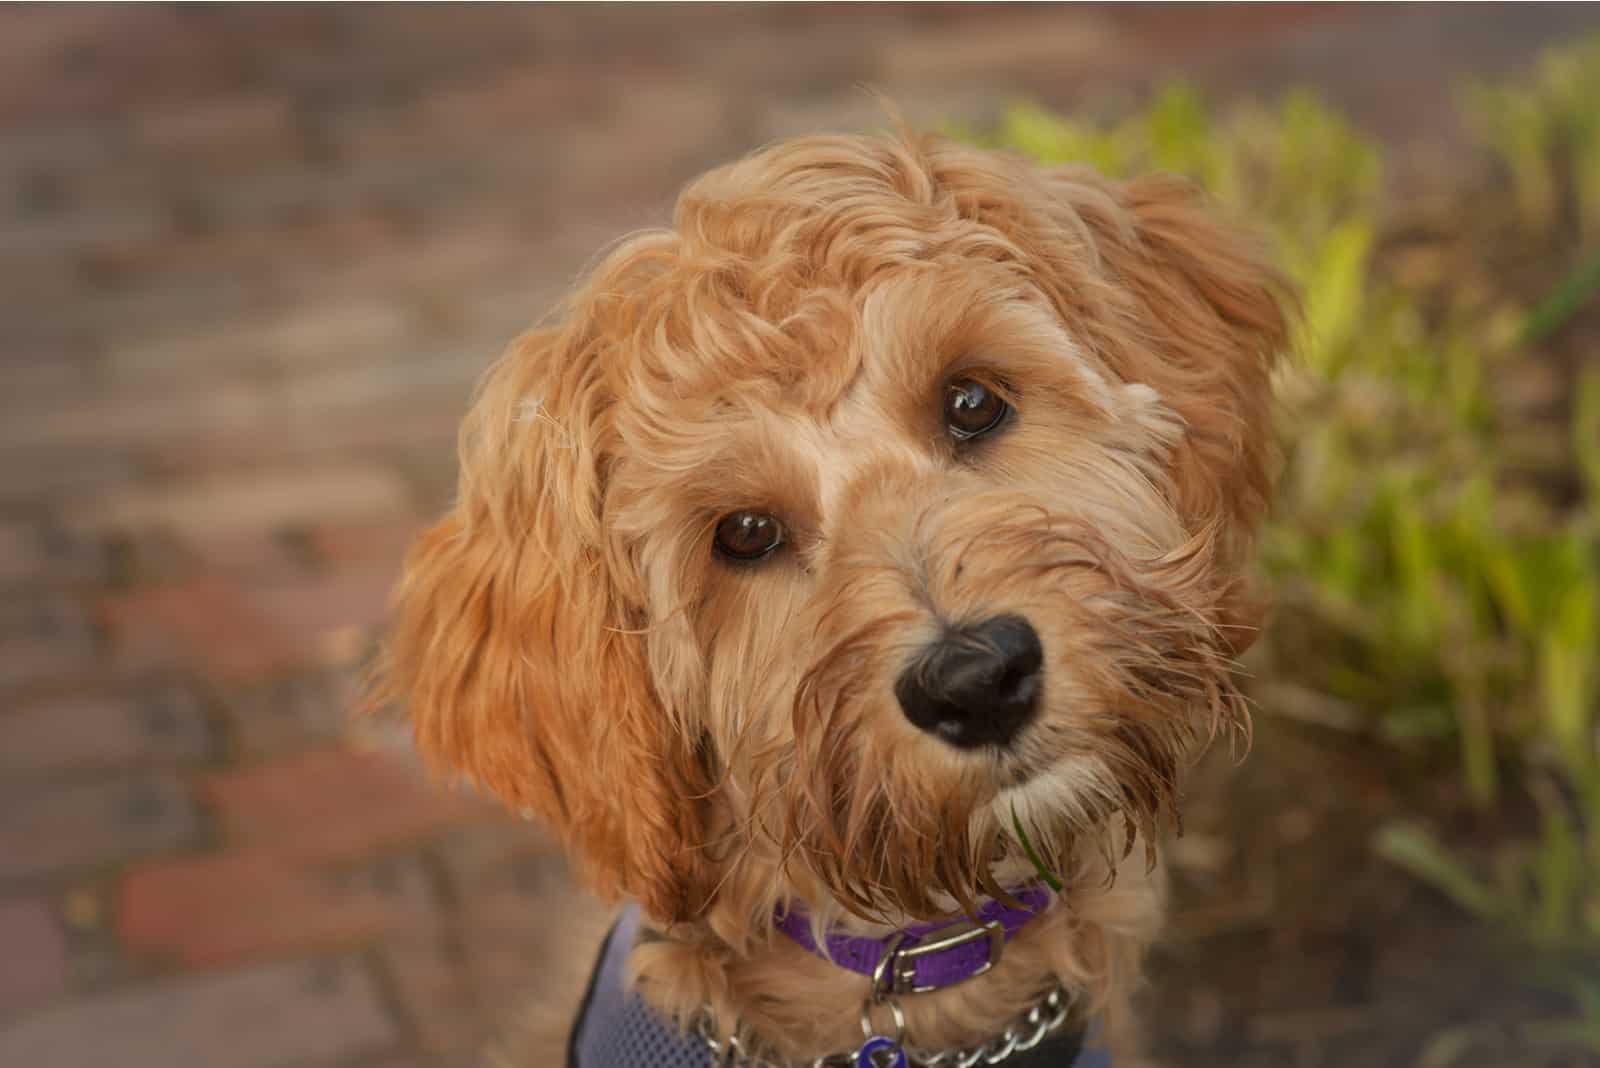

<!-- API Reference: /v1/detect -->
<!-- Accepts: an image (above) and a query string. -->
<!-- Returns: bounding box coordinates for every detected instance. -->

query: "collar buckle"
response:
[878,919,1005,995]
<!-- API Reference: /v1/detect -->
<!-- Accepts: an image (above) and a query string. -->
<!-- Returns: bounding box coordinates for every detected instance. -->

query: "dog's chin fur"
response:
[372,126,1291,1063]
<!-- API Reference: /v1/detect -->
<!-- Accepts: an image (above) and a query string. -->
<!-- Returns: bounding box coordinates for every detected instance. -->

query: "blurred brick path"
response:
[2,6,1597,1068]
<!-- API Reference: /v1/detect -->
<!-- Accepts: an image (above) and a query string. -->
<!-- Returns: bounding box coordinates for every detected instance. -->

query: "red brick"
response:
[0,635,98,693]
[683,24,874,94]
[53,887,140,992]
[432,820,613,1034]
[128,193,396,263]
[98,576,299,683]
[308,516,423,570]
[0,377,274,454]
[99,563,402,684]
[0,593,98,690]
[453,898,613,1054]
[381,824,610,1061]
[0,899,67,1016]
[226,667,363,756]
[378,936,488,1057]
[879,10,1125,83]
[185,527,307,581]
[103,529,189,588]
[757,85,1006,145]
[434,820,571,902]
[279,219,529,297]
[201,747,488,860]
[436,822,583,949]
[138,403,461,479]
[117,849,435,968]
[0,776,201,881]
[0,119,120,176]
[446,281,569,348]
[552,79,732,206]
[0,687,213,776]
[36,165,166,242]
[67,263,266,340]
[265,299,417,370]
[0,956,398,1068]
[50,228,221,304]
[458,865,603,955]
[0,7,149,73]
[244,563,398,648]
[67,463,413,541]
[0,590,92,638]
[0,449,135,507]
[0,522,105,587]
[103,300,415,383]
[419,62,600,137]
[200,168,374,230]
[279,348,488,417]
[1,211,164,259]
[136,93,293,153]
[0,358,88,409]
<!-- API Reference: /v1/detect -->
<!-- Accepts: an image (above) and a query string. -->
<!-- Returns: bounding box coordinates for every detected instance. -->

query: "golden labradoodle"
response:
[375,126,1291,1067]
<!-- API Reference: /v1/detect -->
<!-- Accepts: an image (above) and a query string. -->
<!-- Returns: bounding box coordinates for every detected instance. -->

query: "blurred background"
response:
[2,5,1598,1067]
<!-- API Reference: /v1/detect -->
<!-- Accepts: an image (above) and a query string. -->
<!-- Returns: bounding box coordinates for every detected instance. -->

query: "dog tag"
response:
[856,1035,908,1068]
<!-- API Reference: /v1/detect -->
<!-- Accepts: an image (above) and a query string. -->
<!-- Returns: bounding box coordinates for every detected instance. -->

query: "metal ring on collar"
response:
[858,997,906,1046]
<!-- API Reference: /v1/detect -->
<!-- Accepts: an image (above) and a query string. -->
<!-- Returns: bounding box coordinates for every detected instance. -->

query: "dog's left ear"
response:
[956,157,1293,649]
[1089,173,1293,650]
[1083,173,1292,552]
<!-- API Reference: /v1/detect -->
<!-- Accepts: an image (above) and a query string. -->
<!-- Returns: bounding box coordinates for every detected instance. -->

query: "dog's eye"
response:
[713,511,785,562]
[944,379,1010,440]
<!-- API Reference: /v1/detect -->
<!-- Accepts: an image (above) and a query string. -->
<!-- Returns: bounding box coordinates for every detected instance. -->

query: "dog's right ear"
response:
[371,314,714,924]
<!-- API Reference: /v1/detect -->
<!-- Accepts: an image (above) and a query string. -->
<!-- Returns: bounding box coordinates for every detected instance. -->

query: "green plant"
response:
[982,38,1600,1060]
[1466,35,1600,243]
[1364,48,1600,1022]
[1010,802,1064,893]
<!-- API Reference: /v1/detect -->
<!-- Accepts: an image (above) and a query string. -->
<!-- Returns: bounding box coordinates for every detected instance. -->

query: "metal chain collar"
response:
[695,984,1072,1068]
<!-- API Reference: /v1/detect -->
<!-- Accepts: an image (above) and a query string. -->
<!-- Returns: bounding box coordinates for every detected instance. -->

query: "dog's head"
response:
[376,132,1290,926]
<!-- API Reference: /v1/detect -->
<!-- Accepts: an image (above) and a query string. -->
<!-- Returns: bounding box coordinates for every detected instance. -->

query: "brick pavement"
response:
[3,6,1597,1067]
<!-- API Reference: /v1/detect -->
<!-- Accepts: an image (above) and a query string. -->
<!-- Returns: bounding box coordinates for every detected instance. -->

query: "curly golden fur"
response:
[373,127,1291,1063]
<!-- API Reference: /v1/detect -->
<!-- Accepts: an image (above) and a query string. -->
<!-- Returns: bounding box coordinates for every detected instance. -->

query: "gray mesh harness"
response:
[568,907,1111,1068]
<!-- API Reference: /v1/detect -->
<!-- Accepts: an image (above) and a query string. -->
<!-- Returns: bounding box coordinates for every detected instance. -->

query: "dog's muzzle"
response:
[894,614,1043,749]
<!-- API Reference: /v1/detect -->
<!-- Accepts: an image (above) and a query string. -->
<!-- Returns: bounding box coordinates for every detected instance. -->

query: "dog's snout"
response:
[895,615,1043,749]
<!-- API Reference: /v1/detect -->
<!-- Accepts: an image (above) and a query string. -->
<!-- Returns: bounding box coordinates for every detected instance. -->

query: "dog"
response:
[373,125,1291,1066]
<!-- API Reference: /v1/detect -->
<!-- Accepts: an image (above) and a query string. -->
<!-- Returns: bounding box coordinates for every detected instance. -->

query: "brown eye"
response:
[713,511,785,562]
[944,378,1010,440]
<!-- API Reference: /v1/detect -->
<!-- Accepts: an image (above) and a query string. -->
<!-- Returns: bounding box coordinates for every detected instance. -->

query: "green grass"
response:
[1466,36,1600,243]
[1010,802,1064,893]
[978,36,1600,1062]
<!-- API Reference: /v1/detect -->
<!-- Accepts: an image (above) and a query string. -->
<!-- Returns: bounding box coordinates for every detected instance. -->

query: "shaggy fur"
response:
[373,128,1291,1063]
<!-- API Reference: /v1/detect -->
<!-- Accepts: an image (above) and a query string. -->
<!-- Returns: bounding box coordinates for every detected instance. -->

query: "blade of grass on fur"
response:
[1010,802,1064,892]
[1520,247,1600,345]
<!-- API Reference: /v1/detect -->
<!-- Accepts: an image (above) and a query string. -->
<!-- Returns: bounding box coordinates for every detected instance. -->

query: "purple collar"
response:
[774,887,1053,995]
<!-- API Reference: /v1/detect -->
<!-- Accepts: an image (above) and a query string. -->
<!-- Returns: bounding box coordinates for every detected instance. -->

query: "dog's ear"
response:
[373,319,713,924]
[937,148,1292,648]
[1082,172,1291,550]
[1077,173,1293,650]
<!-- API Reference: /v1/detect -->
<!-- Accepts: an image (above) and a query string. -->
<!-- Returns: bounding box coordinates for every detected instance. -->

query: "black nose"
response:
[894,615,1043,749]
